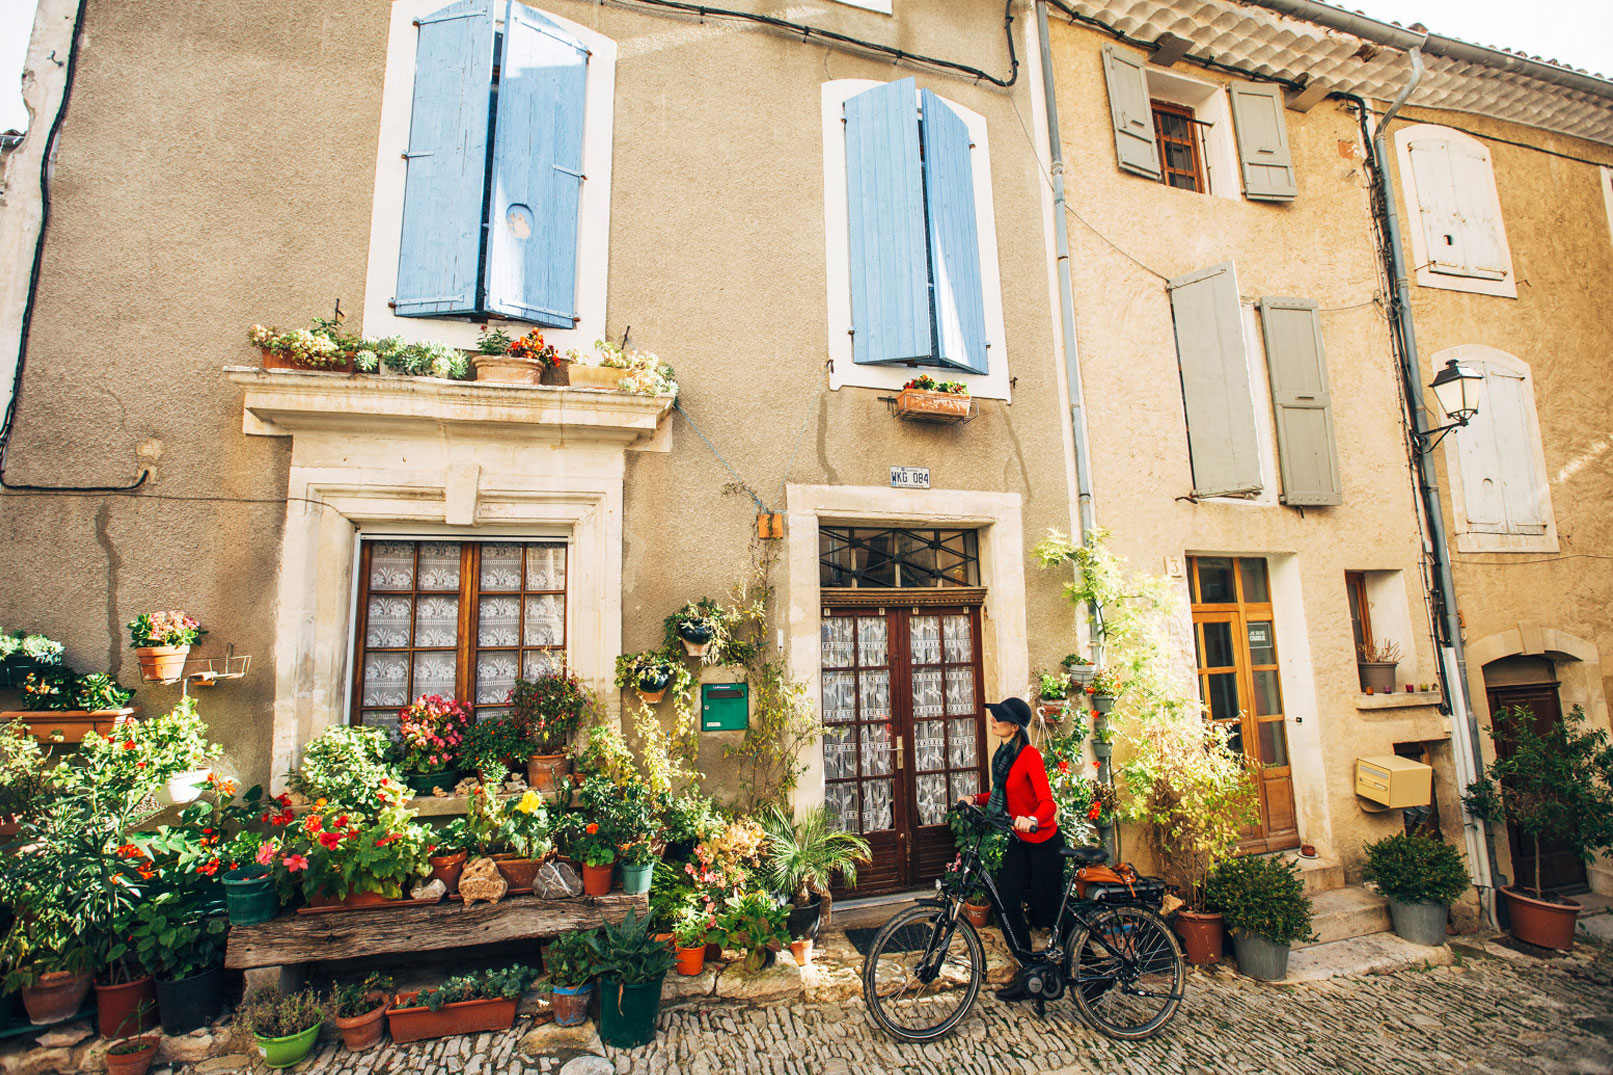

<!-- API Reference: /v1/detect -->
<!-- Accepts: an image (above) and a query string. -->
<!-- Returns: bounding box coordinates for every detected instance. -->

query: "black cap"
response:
[985,697,1033,729]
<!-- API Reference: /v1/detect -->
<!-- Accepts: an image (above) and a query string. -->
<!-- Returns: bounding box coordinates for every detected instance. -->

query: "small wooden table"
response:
[225,892,647,970]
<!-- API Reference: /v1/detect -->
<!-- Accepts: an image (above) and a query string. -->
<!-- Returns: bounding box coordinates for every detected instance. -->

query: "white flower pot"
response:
[155,768,211,806]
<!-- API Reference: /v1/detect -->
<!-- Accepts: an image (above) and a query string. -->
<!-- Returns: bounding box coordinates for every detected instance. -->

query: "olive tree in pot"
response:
[759,804,871,944]
[1462,704,1613,951]
[1361,833,1469,946]
[1203,855,1315,982]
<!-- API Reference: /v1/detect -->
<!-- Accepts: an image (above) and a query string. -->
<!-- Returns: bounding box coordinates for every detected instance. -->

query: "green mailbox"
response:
[701,683,749,731]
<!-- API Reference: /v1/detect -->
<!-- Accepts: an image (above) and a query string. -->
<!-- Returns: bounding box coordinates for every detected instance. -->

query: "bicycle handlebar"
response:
[948,801,1013,834]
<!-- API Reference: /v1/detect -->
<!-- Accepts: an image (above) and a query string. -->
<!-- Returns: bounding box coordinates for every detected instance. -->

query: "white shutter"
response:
[1450,142,1508,280]
[1486,371,1549,533]
[1455,369,1507,534]
[1408,138,1470,276]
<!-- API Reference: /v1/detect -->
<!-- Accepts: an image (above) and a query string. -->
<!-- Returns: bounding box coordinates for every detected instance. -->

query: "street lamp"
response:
[1417,359,1484,451]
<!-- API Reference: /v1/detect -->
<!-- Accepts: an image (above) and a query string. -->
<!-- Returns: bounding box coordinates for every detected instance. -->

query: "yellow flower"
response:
[515,790,542,815]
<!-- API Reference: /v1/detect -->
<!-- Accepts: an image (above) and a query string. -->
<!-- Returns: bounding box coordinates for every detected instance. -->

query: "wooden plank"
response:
[225,893,646,970]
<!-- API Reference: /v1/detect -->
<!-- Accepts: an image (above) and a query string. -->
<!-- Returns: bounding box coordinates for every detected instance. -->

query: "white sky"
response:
[0,0,1610,132]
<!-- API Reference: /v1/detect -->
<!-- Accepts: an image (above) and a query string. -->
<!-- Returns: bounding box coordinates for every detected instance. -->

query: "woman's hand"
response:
[1012,815,1037,834]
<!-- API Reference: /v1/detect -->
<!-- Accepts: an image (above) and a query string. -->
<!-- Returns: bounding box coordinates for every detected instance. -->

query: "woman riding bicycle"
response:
[957,696,1064,1002]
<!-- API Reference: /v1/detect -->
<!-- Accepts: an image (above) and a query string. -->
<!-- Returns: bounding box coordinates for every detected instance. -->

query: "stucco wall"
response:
[1045,19,1462,879]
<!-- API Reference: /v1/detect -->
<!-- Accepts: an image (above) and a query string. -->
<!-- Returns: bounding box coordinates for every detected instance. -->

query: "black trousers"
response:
[996,830,1066,953]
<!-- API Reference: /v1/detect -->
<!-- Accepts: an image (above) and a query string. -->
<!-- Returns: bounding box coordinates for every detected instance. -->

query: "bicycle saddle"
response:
[1058,845,1108,865]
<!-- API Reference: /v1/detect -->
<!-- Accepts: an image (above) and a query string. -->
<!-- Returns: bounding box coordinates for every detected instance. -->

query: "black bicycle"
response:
[861,803,1185,1043]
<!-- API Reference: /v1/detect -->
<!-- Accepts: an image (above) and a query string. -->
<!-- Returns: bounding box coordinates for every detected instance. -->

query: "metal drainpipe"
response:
[1371,46,1499,928]
[1035,1,1116,858]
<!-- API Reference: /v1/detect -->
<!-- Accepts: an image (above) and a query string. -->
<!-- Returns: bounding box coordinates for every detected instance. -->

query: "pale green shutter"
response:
[1168,263,1263,498]
[1101,45,1161,181]
[1229,82,1297,201]
[1258,297,1342,506]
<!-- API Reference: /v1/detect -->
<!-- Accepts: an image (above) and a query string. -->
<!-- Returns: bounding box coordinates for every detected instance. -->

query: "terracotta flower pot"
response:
[134,645,189,682]
[680,639,711,658]
[582,861,614,896]
[789,939,814,967]
[387,993,517,1043]
[491,854,540,891]
[651,932,676,951]
[568,364,623,390]
[539,357,572,386]
[473,354,545,385]
[526,752,572,793]
[1174,910,1225,966]
[95,975,159,1038]
[549,983,591,1027]
[21,969,92,1025]
[1502,885,1580,951]
[638,685,668,704]
[105,1035,160,1075]
[428,850,468,896]
[675,944,707,976]
[333,994,390,1051]
[963,900,991,929]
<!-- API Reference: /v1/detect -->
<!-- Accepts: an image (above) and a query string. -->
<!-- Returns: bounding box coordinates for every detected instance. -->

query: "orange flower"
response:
[304,814,324,834]
[585,823,599,835]
[315,798,327,809]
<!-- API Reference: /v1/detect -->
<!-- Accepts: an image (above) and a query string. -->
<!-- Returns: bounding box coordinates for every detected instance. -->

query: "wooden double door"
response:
[820,599,988,896]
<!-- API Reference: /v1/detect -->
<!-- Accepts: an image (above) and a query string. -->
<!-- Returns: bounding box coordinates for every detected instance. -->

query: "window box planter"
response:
[894,387,973,424]
[1,707,139,744]
[472,355,544,384]
[569,365,624,390]
[386,991,518,1044]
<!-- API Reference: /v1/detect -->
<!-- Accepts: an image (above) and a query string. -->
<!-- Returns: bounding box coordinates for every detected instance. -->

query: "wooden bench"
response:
[225,892,648,970]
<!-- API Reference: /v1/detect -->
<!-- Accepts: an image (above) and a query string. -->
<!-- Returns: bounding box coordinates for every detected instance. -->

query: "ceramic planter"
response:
[674,945,706,976]
[1090,692,1115,715]
[492,854,541,890]
[526,753,572,793]
[539,357,572,386]
[1173,910,1224,966]
[676,622,715,658]
[155,965,222,1035]
[636,674,670,704]
[95,975,159,1038]
[568,364,623,390]
[428,850,468,895]
[582,861,615,896]
[1387,899,1449,947]
[104,1036,160,1075]
[155,768,212,807]
[134,645,190,682]
[790,939,814,967]
[255,1022,322,1069]
[1357,661,1398,694]
[963,900,991,929]
[597,975,666,1049]
[333,995,390,1051]
[1036,700,1065,721]
[1231,932,1290,982]
[387,993,517,1043]
[21,969,92,1025]
[222,865,278,925]
[472,354,544,384]
[1092,740,1113,760]
[549,983,592,1027]
[1502,886,1580,950]
[403,768,462,796]
[619,861,653,895]
[786,896,824,944]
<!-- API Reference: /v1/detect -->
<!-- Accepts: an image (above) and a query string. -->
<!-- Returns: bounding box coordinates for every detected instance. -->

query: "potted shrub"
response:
[895,375,972,420]
[1204,855,1315,982]
[0,718,47,836]
[1362,833,1468,946]
[289,725,406,810]
[615,652,676,705]
[90,918,160,1039]
[656,790,715,863]
[710,889,790,975]
[759,804,870,943]
[277,782,434,907]
[128,890,229,1034]
[509,670,590,792]
[126,611,203,683]
[1356,640,1402,695]
[395,694,471,795]
[105,1033,161,1075]
[671,905,711,975]
[238,985,327,1069]
[1035,672,1068,720]
[331,973,394,1052]
[619,839,657,895]
[387,966,537,1043]
[588,909,676,1049]
[470,325,534,383]
[463,716,523,786]
[1463,703,1613,950]
[538,931,596,1027]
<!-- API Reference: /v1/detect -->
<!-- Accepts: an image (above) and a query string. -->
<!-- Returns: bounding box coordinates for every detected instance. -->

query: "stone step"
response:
[1277,930,1453,983]
[1296,885,1391,948]
[1284,854,1345,895]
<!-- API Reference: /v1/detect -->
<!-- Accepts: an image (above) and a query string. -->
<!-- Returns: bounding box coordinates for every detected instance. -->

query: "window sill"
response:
[1354,691,1443,711]
[226,366,673,450]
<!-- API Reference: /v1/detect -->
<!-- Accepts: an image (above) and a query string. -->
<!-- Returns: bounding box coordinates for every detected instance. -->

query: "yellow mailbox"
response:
[1355,755,1433,809]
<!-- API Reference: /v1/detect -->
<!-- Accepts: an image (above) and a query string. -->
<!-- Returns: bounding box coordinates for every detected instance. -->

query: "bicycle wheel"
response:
[1068,905,1185,1041]
[862,905,984,1043]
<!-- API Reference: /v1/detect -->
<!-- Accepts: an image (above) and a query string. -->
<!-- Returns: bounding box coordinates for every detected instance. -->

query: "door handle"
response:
[894,738,904,771]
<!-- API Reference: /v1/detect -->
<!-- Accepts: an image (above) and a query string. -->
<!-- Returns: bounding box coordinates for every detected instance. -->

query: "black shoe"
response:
[995,972,1029,1002]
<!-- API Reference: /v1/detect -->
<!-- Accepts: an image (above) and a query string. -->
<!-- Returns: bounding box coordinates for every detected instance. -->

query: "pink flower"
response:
[283,854,309,872]
[255,842,277,866]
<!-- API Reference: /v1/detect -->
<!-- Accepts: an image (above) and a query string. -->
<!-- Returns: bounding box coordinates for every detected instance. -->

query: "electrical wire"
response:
[607,0,1019,87]
[0,0,147,495]
[673,400,769,514]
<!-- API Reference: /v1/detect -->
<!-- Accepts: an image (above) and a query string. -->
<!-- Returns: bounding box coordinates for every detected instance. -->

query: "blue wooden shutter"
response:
[1229,82,1297,201]
[396,0,495,318]
[920,90,988,375]
[484,1,589,326]
[845,79,931,365]
[1167,263,1263,498]
[1258,297,1341,505]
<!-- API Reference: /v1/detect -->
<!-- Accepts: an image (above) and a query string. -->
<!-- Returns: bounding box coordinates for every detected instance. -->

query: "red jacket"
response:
[973,743,1058,844]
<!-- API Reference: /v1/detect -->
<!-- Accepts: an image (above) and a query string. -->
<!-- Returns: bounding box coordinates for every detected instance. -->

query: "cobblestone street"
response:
[148,933,1613,1075]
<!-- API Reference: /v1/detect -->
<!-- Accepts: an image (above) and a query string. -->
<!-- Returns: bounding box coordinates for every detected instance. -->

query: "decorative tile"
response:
[368,542,415,590]
[365,595,412,648]
[414,596,459,647]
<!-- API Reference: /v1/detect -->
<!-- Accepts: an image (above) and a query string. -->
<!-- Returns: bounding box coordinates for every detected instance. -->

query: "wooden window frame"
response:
[1345,571,1373,661]
[1152,100,1206,194]
[350,539,568,726]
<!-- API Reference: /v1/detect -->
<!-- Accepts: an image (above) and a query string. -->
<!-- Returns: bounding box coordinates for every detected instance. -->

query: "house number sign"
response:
[890,466,931,489]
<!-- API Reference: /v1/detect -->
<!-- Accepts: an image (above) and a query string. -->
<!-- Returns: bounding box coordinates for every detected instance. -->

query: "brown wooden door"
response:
[1189,557,1298,853]
[821,602,986,896]
[1485,682,1588,893]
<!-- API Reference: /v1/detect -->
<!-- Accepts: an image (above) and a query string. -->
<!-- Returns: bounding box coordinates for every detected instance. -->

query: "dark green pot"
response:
[403,769,462,795]
[598,974,665,1049]
[223,867,278,926]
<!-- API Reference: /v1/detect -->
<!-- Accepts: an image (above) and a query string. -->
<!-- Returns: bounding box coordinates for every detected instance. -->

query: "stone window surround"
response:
[784,484,1029,813]
[227,367,672,790]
